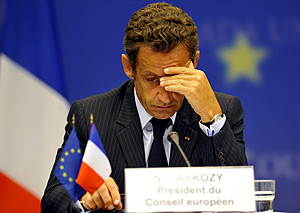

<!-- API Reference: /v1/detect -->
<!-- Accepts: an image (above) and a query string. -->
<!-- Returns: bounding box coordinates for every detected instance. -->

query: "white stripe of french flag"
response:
[76,124,112,195]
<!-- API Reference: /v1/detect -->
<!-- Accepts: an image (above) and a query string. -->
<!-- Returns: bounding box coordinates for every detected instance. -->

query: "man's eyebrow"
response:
[143,71,161,77]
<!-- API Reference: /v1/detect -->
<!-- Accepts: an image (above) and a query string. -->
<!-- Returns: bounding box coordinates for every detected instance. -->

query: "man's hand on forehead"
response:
[159,61,222,122]
[159,60,194,88]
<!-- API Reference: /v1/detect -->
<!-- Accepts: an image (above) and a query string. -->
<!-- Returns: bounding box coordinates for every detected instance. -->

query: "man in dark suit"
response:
[41,2,247,212]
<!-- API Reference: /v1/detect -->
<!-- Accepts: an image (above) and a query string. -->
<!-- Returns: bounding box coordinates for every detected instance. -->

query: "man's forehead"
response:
[137,46,190,71]
[137,56,191,74]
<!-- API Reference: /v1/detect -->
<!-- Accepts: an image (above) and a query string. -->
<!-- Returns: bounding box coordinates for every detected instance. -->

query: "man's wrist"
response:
[199,114,226,137]
[201,114,224,127]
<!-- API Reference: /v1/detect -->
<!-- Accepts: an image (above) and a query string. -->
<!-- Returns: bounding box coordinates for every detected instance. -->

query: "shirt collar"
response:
[134,87,176,130]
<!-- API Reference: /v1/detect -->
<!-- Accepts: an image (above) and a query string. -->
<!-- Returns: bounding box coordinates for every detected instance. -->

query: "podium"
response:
[124,166,256,213]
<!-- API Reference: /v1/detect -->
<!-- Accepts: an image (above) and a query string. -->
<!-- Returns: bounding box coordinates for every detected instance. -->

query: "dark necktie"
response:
[148,118,171,167]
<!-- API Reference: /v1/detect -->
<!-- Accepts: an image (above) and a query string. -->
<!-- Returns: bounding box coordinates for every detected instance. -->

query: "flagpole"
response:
[90,113,94,124]
[72,113,75,125]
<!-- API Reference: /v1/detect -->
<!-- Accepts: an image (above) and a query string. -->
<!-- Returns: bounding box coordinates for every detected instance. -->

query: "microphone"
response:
[167,131,191,167]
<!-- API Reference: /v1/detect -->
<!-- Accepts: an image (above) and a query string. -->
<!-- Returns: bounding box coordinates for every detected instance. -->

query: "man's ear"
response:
[122,54,134,80]
[193,51,200,68]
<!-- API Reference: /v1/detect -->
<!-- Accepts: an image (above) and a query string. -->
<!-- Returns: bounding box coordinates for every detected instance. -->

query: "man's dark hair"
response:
[124,3,199,73]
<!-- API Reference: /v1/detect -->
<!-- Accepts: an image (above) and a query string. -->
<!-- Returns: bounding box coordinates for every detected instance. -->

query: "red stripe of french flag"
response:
[76,124,111,195]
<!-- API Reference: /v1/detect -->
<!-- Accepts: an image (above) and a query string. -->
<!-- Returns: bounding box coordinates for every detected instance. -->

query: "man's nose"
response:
[158,87,172,104]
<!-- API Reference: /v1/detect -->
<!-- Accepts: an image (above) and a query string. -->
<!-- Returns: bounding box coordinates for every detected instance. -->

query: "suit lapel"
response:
[169,99,201,167]
[116,81,146,168]
[115,84,202,168]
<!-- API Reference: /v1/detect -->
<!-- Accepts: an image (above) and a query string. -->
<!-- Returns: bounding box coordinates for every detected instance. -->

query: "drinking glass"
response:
[254,180,275,213]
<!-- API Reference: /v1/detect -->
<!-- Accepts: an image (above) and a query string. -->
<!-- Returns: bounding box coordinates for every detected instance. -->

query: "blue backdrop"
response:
[56,1,300,211]
[1,0,299,211]
[53,1,300,211]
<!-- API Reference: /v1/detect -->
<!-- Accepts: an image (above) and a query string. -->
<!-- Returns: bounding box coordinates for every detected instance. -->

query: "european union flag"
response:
[54,126,85,201]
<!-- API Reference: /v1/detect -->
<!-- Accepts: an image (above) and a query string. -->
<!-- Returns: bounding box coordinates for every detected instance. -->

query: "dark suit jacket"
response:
[41,80,247,212]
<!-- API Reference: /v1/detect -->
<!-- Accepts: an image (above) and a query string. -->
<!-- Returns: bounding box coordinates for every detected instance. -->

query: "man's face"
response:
[133,43,191,119]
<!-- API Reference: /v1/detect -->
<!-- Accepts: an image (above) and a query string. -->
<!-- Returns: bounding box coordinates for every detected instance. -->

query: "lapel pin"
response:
[185,136,190,141]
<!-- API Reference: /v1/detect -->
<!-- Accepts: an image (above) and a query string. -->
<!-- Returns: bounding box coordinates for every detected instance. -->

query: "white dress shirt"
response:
[134,88,226,167]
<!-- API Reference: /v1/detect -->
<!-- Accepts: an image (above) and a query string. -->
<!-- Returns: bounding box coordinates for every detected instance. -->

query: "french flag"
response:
[0,0,69,212]
[76,124,112,195]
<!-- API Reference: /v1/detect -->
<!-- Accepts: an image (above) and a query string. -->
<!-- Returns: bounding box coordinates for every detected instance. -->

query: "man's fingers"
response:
[106,177,122,208]
[97,182,115,210]
[164,67,192,75]
[115,202,123,211]
[164,84,187,96]
[92,190,106,209]
[81,177,122,211]
[81,192,97,210]
[160,76,189,87]
[163,62,195,75]
[94,177,122,210]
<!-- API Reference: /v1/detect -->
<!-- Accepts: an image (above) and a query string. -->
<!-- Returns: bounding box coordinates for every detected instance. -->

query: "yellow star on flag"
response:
[218,33,267,84]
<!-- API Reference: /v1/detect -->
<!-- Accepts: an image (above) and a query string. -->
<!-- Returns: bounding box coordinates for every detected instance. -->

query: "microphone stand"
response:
[167,131,191,167]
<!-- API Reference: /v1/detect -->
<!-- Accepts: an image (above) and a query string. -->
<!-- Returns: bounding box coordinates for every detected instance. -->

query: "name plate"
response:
[125,166,255,212]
